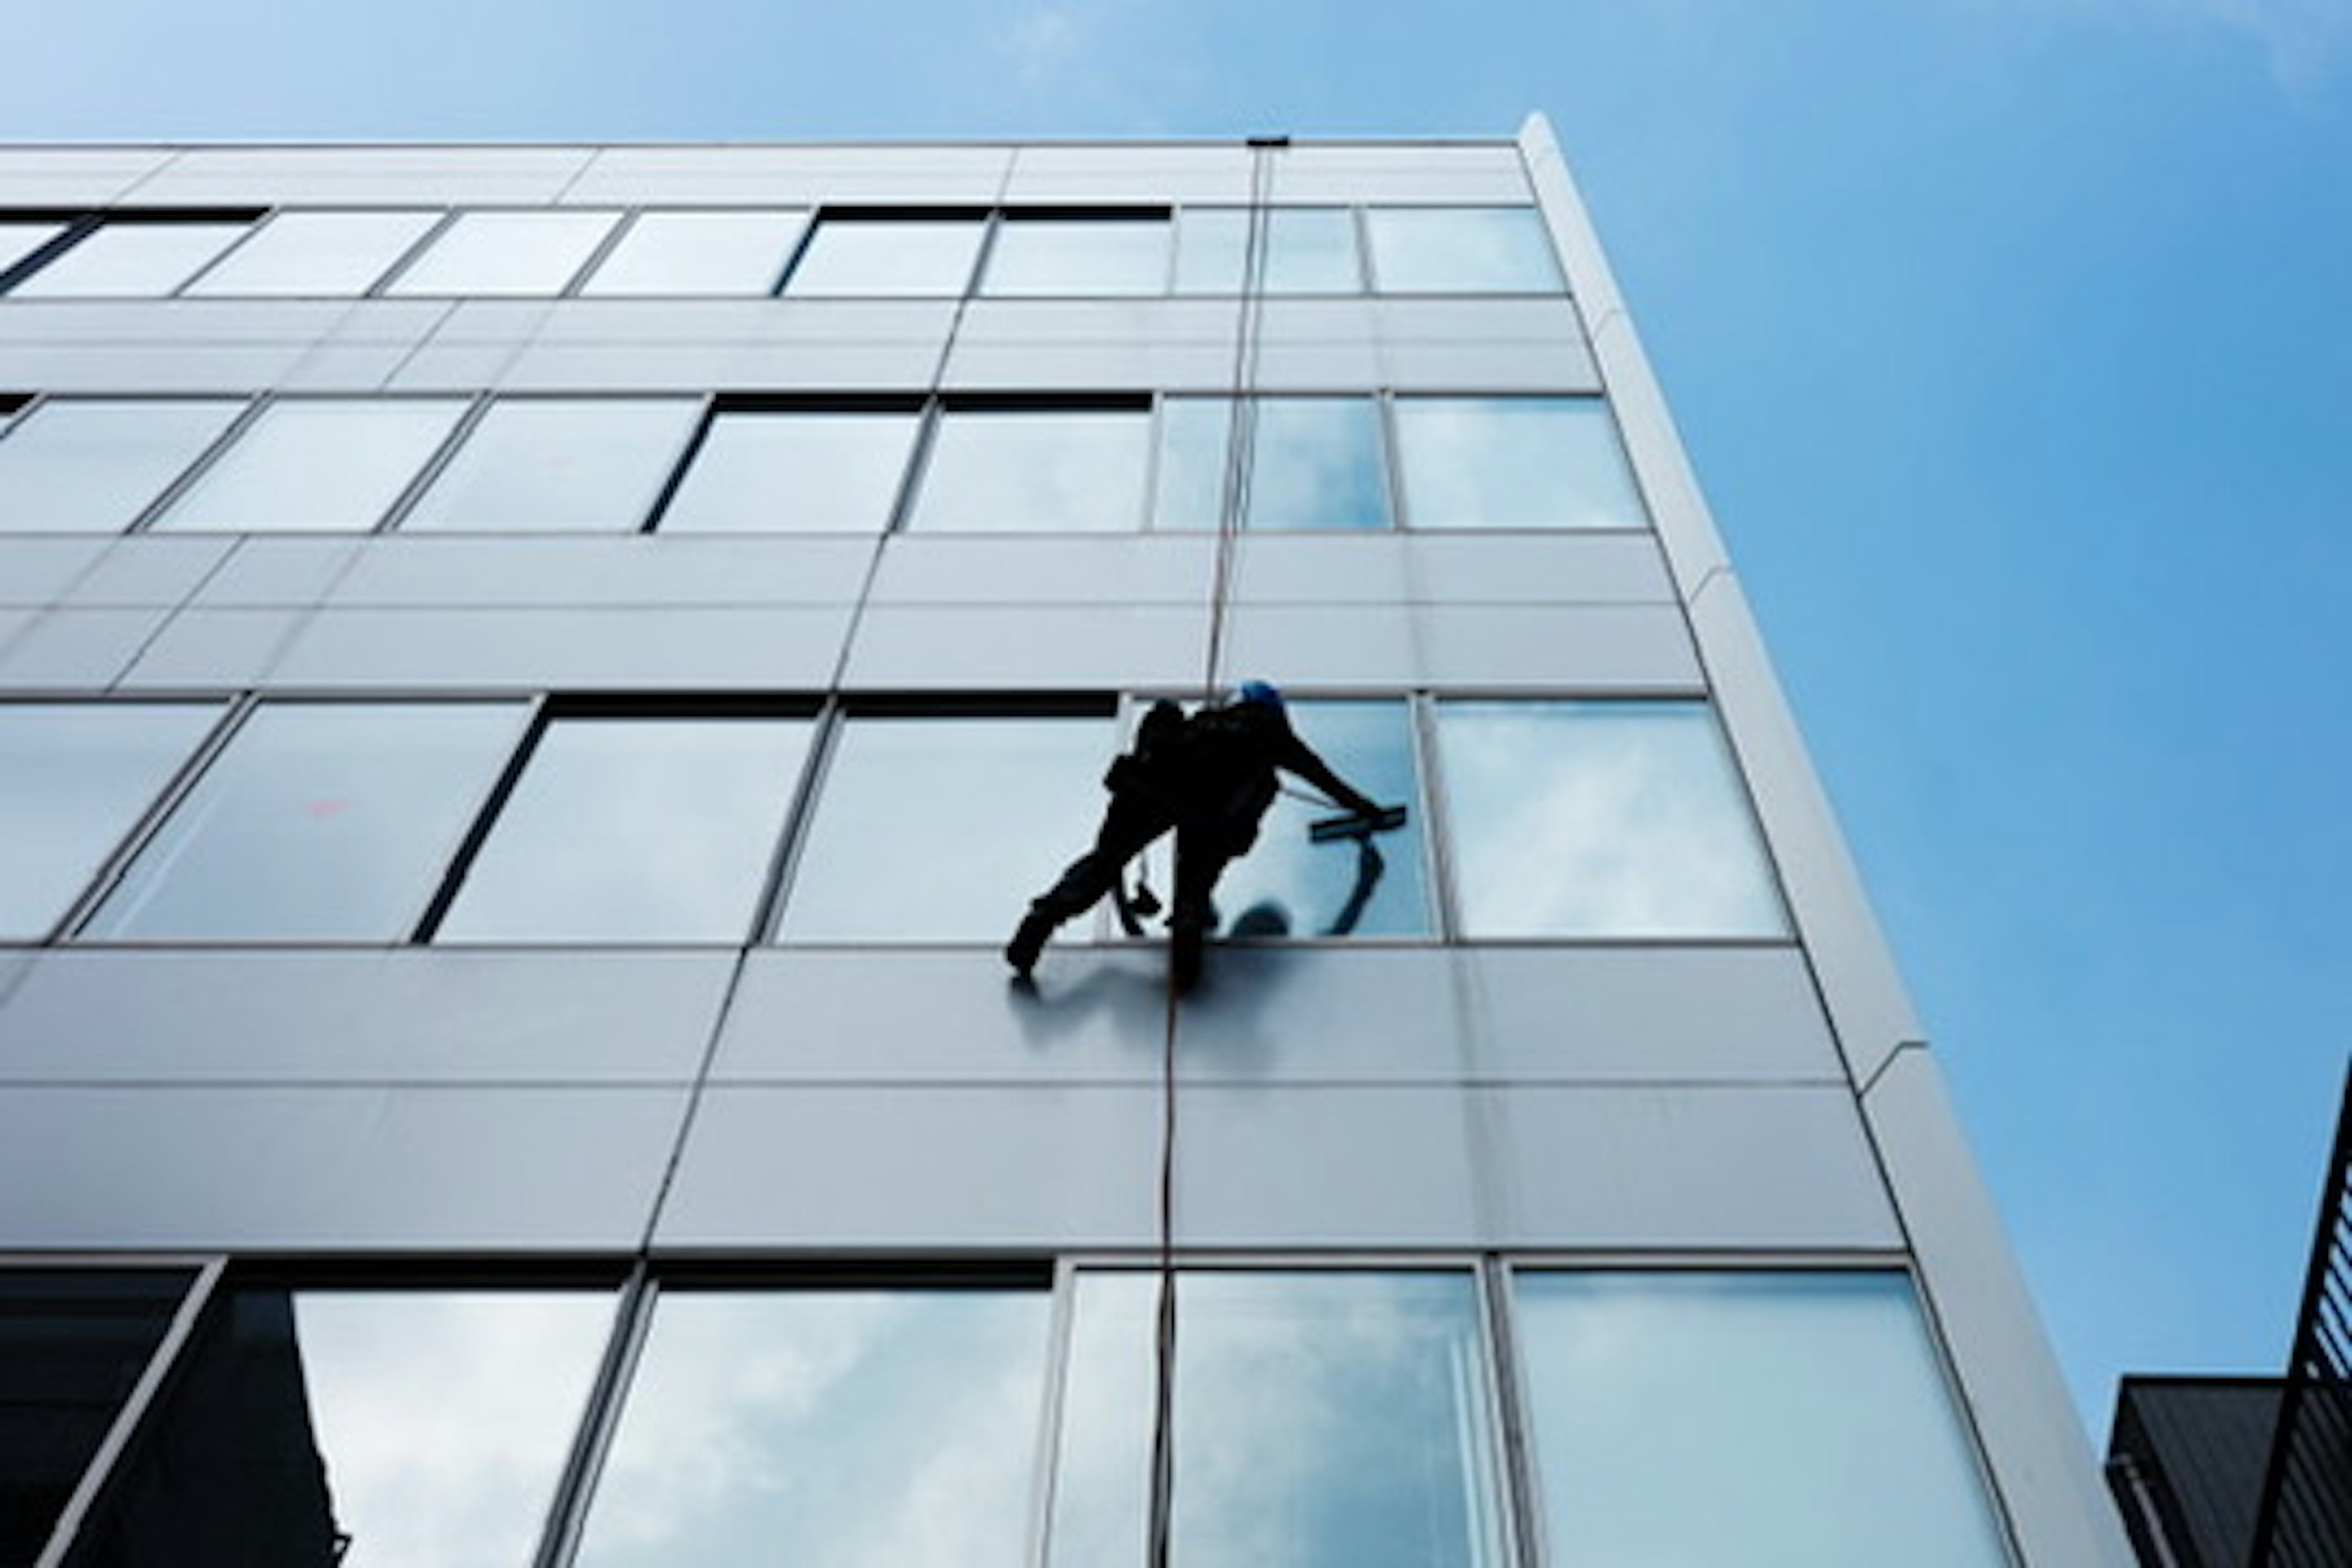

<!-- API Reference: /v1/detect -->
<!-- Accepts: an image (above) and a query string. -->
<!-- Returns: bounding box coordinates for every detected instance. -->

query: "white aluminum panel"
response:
[129,145,596,205]
[869,535,1215,607]
[0,1084,685,1250]
[118,607,302,687]
[0,147,178,205]
[0,949,733,1084]
[843,605,1208,692]
[1172,947,1471,1082]
[1227,535,1414,605]
[1423,603,1702,689]
[1461,947,1841,1082]
[1249,300,1384,390]
[1864,1047,2138,1568]
[0,611,30,661]
[0,341,311,393]
[654,1084,1161,1249]
[1265,144,1534,204]
[270,605,856,690]
[1371,296,1599,391]
[563,144,1013,205]
[710,948,1173,1084]
[1003,145,1255,204]
[64,537,235,607]
[490,300,959,391]
[942,300,1242,392]
[1403,533,1676,605]
[191,538,364,606]
[331,536,878,608]
[1491,1084,1901,1247]
[1218,604,1417,690]
[0,539,110,605]
[1175,1084,1483,1246]
[0,607,167,688]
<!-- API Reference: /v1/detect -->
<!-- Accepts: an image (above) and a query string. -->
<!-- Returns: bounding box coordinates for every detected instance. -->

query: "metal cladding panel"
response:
[266,603,857,691]
[1460,946,1844,1082]
[1216,602,1700,692]
[1170,947,1472,1082]
[842,603,1208,692]
[118,606,303,687]
[0,607,168,688]
[189,538,364,607]
[1373,298,1600,391]
[710,948,1175,1084]
[562,143,1014,205]
[652,1084,1162,1250]
[1003,144,1257,204]
[0,146,178,205]
[0,949,736,1084]
[0,540,113,606]
[1175,1085,1485,1247]
[869,535,1216,607]
[325,536,881,609]
[0,1084,686,1251]
[1490,1084,1902,1248]
[1865,1047,2137,1567]
[1225,534,1677,608]
[1264,144,1534,204]
[495,300,960,393]
[125,145,597,205]
[0,339,314,394]
[942,300,1244,392]
[64,538,236,608]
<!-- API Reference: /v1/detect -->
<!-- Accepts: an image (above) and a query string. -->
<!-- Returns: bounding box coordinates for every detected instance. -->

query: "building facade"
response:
[0,121,2130,1566]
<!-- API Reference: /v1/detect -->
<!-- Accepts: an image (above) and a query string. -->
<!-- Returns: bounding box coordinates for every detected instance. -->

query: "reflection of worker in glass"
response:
[1006,682,1396,990]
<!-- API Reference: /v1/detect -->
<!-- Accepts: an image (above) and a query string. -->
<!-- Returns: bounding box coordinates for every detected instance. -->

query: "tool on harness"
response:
[1308,802,1409,842]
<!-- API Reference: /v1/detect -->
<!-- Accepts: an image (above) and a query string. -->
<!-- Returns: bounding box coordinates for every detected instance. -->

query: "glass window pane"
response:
[1248,398,1387,530]
[1207,700,1430,939]
[0,703,224,941]
[907,409,1150,533]
[150,399,466,533]
[1263,209,1361,293]
[184,210,439,296]
[436,717,813,942]
[83,701,528,941]
[8,221,248,297]
[83,1288,612,1568]
[783,217,986,297]
[0,221,66,276]
[0,1268,194,1567]
[984,216,1171,295]
[778,714,1113,942]
[0,399,244,534]
[655,409,920,534]
[1150,396,1233,532]
[1434,701,1787,938]
[1515,1272,2009,1566]
[576,1289,1049,1568]
[1050,1271,1506,1568]
[386,211,620,296]
[580,210,811,296]
[1393,398,1646,530]
[1364,208,1563,293]
[1172,209,1248,295]
[397,399,700,533]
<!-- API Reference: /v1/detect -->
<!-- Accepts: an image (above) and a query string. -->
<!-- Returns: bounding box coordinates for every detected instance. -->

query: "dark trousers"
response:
[1030,794,1235,933]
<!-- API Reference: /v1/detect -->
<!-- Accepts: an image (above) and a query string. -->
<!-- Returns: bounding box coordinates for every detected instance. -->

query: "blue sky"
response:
[7,0,2348,1434]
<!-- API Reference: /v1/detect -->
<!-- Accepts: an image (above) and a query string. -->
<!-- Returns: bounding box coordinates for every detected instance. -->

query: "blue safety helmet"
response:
[1235,679,1284,712]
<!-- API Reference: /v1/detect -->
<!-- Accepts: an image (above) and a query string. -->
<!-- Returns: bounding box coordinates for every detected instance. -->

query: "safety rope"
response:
[1144,136,1280,1568]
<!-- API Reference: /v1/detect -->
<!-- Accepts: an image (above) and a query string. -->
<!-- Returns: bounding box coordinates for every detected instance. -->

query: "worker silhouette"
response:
[1006,681,1394,990]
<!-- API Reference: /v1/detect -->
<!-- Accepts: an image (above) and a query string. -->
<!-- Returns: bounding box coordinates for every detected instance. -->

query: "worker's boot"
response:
[1168,901,1210,993]
[1005,909,1054,978]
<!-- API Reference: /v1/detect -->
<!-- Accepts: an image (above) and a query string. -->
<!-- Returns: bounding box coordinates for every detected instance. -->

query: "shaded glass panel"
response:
[1516,1272,2009,1566]
[782,217,985,297]
[1392,397,1646,530]
[0,703,225,941]
[184,211,439,296]
[983,216,1170,295]
[655,409,920,534]
[1149,396,1234,532]
[579,209,812,296]
[150,399,466,533]
[1248,398,1387,530]
[1262,209,1360,293]
[575,1290,1049,1568]
[1050,1271,1505,1568]
[8,222,247,297]
[777,714,1112,941]
[83,701,528,941]
[1434,701,1786,938]
[1207,700,1430,939]
[0,221,66,276]
[397,399,701,533]
[0,399,244,534]
[1171,209,1248,295]
[0,1268,192,1567]
[436,716,813,942]
[385,210,620,296]
[84,1288,612,1568]
[1363,208,1563,294]
[907,408,1150,533]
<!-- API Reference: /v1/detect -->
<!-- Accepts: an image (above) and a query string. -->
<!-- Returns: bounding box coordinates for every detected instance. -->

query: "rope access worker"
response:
[1005,681,1395,990]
